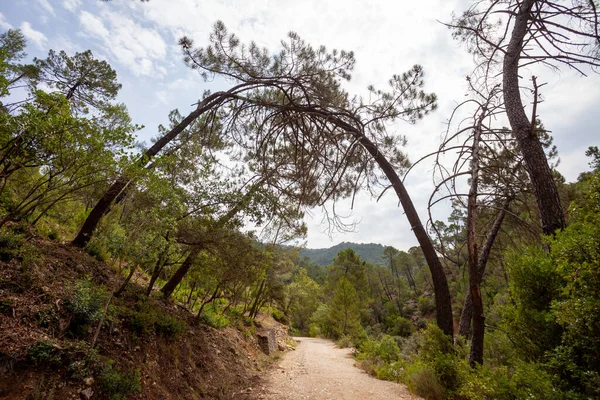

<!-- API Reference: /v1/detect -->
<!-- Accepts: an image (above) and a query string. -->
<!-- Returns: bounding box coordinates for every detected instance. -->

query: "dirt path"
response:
[256,337,418,400]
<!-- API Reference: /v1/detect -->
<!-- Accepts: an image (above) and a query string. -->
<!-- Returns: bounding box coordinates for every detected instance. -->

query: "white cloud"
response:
[63,0,82,12]
[17,0,593,250]
[38,0,55,16]
[78,10,167,77]
[80,11,109,40]
[0,13,13,30]
[20,22,48,50]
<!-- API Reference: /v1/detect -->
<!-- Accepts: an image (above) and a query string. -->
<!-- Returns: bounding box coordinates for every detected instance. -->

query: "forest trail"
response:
[256,337,418,400]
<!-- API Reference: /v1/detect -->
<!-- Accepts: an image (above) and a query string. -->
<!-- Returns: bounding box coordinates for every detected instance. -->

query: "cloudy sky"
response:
[1,0,598,251]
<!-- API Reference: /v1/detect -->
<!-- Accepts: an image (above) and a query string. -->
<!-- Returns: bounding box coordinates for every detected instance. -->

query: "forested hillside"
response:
[0,1,599,399]
[300,242,386,266]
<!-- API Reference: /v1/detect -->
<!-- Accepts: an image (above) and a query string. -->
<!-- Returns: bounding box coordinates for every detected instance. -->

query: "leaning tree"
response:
[74,22,455,338]
[448,0,600,236]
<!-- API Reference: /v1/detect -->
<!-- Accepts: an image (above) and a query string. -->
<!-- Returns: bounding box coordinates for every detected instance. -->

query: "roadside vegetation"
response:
[1,0,599,397]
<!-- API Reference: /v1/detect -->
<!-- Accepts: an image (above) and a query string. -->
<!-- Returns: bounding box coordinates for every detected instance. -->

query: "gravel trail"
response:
[257,337,418,400]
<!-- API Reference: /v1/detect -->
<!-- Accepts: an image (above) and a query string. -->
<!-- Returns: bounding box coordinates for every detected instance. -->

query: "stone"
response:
[257,329,277,355]
[79,388,93,400]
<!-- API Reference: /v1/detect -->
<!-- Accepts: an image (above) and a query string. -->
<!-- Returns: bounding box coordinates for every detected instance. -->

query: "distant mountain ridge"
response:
[299,242,386,266]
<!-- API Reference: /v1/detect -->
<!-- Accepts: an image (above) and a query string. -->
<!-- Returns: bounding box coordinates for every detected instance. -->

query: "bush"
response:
[155,315,185,340]
[27,340,62,366]
[417,296,435,316]
[391,316,415,338]
[126,309,156,337]
[404,361,445,400]
[98,361,141,400]
[84,240,108,262]
[198,308,229,329]
[124,301,185,340]
[336,334,353,348]
[67,279,109,336]
[308,323,321,338]
[0,230,23,261]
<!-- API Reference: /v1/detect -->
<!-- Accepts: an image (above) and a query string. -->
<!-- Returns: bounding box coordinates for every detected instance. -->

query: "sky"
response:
[1,0,598,251]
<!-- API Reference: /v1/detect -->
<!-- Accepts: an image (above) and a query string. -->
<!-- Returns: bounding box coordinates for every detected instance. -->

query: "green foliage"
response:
[503,172,600,397]
[98,361,141,400]
[124,301,186,340]
[198,308,229,329]
[336,334,354,348]
[155,315,186,340]
[328,277,362,339]
[403,361,444,400]
[67,279,109,336]
[0,230,23,261]
[287,268,322,333]
[389,316,415,337]
[417,296,435,316]
[27,340,62,366]
[84,240,109,262]
[300,242,387,266]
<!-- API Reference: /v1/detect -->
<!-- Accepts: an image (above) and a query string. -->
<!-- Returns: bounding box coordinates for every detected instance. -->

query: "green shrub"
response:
[67,279,109,336]
[84,241,108,262]
[124,301,186,340]
[404,360,445,400]
[198,308,229,329]
[391,316,415,338]
[27,340,62,366]
[155,315,185,340]
[375,361,403,381]
[65,344,100,381]
[308,323,321,337]
[98,361,141,400]
[336,334,354,348]
[126,309,156,337]
[0,231,23,261]
[417,296,435,316]
[35,305,58,329]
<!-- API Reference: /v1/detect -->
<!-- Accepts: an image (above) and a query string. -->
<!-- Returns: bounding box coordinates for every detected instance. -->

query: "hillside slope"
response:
[0,238,285,400]
[299,242,386,266]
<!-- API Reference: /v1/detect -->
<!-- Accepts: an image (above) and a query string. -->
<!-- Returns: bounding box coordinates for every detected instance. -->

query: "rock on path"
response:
[256,337,418,400]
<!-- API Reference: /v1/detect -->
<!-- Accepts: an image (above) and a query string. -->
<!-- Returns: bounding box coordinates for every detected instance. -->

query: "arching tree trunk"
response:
[503,0,565,236]
[72,91,227,247]
[353,129,454,339]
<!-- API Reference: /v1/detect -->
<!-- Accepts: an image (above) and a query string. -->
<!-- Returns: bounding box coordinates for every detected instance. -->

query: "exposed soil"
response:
[0,238,277,400]
[256,337,418,400]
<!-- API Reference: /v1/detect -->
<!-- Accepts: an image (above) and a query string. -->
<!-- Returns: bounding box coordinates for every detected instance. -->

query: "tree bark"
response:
[160,177,267,299]
[114,264,137,297]
[354,130,454,339]
[160,248,200,299]
[502,0,565,236]
[72,91,227,247]
[249,279,266,319]
[458,196,510,338]
[466,105,485,366]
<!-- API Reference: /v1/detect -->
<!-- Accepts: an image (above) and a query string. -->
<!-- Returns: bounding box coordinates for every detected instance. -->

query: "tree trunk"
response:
[466,105,486,366]
[160,178,267,299]
[161,248,200,299]
[196,286,220,320]
[354,131,454,339]
[458,196,510,338]
[249,279,266,320]
[114,264,137,297]
[72,92,227,247]
[502,0,565,236]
